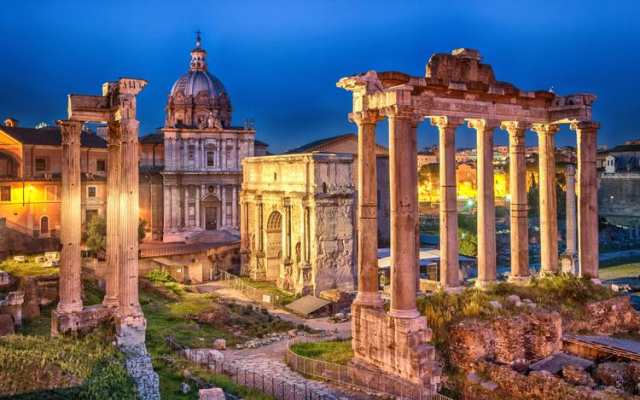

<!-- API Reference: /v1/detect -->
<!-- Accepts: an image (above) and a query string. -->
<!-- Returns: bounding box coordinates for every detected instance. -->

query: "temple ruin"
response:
[338,48,598,392]
[52,78,148,335]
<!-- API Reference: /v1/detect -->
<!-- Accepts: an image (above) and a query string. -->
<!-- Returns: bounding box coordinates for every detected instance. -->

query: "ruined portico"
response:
[52,78,148,335]
[338,48,598,391]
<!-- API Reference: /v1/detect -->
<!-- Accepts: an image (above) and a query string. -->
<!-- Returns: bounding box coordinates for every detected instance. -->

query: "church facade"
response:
[140,34,266,243]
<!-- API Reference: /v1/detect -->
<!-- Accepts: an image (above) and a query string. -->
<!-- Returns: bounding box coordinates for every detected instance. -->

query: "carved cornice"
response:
[531,123,560,136]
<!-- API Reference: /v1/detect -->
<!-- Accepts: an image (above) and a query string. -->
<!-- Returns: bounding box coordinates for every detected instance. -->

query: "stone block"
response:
[199,388,225,400]
[213,338,226,350]
[594,362,627,389]
[562,364,596,388]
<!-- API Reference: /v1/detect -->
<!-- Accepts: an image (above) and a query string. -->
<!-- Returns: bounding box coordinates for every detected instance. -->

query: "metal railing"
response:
[285,340,453,400]
[168,337,337,400]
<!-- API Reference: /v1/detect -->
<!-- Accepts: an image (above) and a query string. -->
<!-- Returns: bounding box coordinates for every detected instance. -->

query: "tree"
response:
[85,216,147,256]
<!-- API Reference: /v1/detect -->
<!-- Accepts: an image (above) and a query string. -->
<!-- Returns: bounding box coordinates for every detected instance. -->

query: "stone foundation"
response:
[351,304,441,392]
[116,318,160,400]
[51,304,113,336]
[564,296,640,335]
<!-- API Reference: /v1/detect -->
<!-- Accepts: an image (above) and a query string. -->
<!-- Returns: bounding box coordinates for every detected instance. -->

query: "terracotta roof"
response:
[0,126,107,148]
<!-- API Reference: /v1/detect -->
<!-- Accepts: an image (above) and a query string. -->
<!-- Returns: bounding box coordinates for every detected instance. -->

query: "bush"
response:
[146,269,176,284]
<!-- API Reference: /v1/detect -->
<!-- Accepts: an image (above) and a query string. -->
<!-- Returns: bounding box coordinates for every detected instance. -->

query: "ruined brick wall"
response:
[564,296,640,335]
[450,311,562,368]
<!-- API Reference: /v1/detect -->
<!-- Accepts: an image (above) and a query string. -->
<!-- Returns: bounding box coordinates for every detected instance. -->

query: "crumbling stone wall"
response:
[564,296,640,335]
[450,311,562,368]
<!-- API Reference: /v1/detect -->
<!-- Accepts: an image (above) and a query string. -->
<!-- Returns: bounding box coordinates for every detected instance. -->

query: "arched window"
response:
[40,216,49,234]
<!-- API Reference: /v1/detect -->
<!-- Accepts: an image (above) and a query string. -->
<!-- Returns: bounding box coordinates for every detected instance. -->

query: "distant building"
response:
[0,122,107,254]
[241,153,356,295]
[286,133,390,244]
[138,33,267,243]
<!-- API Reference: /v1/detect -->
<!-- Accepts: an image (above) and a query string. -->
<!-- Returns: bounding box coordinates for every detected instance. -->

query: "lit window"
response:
[0,186,10,202]
[35,158,47,172]
[88,186,97,198]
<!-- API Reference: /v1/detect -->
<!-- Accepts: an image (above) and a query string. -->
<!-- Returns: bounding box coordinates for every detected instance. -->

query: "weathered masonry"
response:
[52,78,148,336]
[240,153,356,296]
[338,48,598,392]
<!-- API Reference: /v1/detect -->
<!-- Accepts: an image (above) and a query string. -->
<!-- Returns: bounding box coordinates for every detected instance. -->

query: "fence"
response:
[219,271,289,307]
[167,337,337,400]
[285,340,452,400]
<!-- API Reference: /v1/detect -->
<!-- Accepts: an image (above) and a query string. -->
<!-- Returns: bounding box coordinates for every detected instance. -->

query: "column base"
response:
[102,296,120,308]
[440,285,464,295]
[389,308,420,319]
[353,292,384,308]
[51,305,114,336]
[474,279,496,289]
[508,274,531,285]
[351,305,440,392]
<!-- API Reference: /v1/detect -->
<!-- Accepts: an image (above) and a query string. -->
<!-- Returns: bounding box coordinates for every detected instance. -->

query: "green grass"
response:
[290,340,354,365]
[0,256,59,277]
[0,330,136,399]
[599,262,640,280]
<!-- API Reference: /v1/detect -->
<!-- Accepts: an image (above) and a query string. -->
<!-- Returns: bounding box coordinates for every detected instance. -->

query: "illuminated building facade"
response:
[0,120,107,253]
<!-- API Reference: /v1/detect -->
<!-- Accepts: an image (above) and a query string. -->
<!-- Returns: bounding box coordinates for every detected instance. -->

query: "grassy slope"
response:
[290,340,354,365]
[0,256,59,277]
[599,262,640,280]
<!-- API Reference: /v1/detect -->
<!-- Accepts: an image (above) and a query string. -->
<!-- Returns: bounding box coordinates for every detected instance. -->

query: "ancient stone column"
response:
[432,116,463,288]
[56,119,84,314]
[562,164,578,273]
[533,123,560,274]
[571,121,600,278]
[469,119,498,288]
[118,117,143,320]
[388,107,420,318]
[352,111,383,307]
[103,121,121,308]
[502,121,530,281]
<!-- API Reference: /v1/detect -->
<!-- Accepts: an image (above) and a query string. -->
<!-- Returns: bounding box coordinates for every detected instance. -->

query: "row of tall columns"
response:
[353,113,600,298]
[56,120,84,314]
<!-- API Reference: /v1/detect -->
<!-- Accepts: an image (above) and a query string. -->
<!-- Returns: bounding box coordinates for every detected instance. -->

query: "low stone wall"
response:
[449,311,562,368]
[564,296,640,335]
[51,304,114,336]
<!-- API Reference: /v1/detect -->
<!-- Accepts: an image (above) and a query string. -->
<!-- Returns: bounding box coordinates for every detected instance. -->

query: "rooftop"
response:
[0,126,107,148]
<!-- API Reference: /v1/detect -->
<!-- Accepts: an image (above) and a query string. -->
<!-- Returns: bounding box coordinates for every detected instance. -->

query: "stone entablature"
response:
[240,153,356,296]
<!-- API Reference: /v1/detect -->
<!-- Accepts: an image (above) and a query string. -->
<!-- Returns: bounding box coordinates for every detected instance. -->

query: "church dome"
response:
[170,69,228,99]
[165,32,232,129]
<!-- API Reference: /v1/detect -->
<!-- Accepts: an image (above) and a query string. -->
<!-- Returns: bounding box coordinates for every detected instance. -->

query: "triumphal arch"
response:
[52,78,148,337]
[338,48,598,392]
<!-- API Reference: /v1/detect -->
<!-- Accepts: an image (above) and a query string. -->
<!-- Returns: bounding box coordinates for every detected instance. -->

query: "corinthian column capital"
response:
[349,110,381,126]
[467,118,499,132]
[500,121,530,135]
[57,120,83,145]
[430,116,464,131]
[570,120,600,134]
[531,123,560,136]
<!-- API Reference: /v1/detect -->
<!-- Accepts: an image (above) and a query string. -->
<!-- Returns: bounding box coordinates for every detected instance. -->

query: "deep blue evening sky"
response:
[1,1,638,153]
